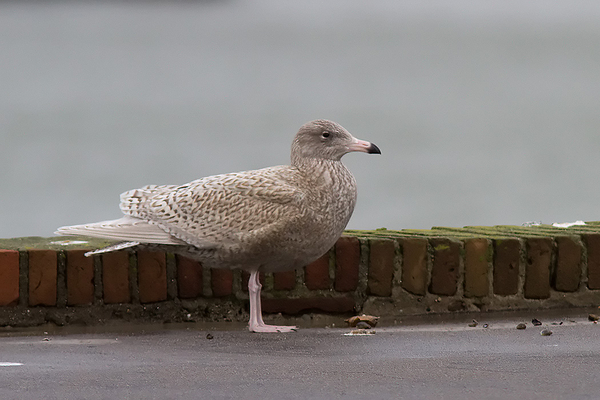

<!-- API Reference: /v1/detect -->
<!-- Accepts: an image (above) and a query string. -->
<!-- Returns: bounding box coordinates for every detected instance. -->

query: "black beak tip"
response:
[368,143,381,155]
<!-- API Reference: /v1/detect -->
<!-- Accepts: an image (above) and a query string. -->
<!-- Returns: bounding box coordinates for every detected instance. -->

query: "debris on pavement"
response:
[516,323,527,330]
[468,319,478,327]
[344,315,379,336]
[588,314,599,322]
[540,327,553,336]
[532,318,542,326]
[345,314,379,328]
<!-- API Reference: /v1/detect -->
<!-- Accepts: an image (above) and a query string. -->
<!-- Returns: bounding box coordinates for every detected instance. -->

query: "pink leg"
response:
[247,270,297,333]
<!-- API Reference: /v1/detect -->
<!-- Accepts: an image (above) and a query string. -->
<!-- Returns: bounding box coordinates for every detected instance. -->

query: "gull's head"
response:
[291,119,380,164]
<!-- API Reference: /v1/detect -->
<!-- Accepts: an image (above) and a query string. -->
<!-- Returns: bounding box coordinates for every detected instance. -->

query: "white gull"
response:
[56,119,381,333]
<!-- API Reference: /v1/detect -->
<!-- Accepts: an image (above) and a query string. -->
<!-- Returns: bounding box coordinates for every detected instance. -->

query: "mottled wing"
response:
[119,167,303,248]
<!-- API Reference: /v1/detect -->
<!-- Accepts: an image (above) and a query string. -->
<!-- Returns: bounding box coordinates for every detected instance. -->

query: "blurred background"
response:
[2,0,600,238]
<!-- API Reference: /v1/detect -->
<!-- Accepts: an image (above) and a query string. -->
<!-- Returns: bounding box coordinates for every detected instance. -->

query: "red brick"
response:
[554,236,582,292]
[524,238,552,299]
[0,250,19,306]
[66,250,94,306]
[28,249,57,306]
[211,269,233,297]
[429,239,460,296]
[137,251,167,303]
[177,255,203,298]
[305,253,330,290]
[102,252,130,304]
[400,238,428,296]
[261,296,355,314]
[273,271,296,291]
[241,271,264,292]
[334,236,360,292]
[493,239,520,296]
[584,234,600,289]
[368,239,395,296]
[464,238,490,298]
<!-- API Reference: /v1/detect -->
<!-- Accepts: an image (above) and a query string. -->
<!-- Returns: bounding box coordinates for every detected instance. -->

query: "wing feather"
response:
[119,167,304,248]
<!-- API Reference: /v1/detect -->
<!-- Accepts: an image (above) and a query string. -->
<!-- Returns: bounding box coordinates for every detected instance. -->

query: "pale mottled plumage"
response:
[57,119,380,332]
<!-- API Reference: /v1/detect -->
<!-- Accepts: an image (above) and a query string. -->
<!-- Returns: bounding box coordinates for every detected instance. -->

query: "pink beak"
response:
[348,138,381,154]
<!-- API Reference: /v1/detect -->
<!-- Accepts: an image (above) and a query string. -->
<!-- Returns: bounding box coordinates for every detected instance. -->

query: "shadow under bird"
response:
[56,119,381,333]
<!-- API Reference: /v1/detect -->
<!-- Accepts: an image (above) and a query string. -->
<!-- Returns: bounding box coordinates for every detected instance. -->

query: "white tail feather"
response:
[55,216,184,245]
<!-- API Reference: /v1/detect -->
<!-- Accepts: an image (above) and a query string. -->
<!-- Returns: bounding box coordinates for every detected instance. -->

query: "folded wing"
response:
[110,166,303,248]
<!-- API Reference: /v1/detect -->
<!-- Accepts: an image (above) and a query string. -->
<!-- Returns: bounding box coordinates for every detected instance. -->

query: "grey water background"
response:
[2,0,600,238]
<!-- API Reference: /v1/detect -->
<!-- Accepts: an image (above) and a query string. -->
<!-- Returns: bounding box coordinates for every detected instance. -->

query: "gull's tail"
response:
[55,215,186,256]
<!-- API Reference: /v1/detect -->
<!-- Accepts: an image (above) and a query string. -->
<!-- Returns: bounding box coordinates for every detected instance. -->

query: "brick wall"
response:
[1,224,600,327]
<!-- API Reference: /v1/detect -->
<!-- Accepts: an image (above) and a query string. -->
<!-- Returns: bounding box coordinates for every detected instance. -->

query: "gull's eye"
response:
[322,131,330,138]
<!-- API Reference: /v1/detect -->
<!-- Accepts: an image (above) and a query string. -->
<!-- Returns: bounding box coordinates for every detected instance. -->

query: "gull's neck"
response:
[291,157,354,189]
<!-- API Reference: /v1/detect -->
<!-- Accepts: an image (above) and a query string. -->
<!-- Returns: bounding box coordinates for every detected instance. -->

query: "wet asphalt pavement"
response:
[0,311,599,400]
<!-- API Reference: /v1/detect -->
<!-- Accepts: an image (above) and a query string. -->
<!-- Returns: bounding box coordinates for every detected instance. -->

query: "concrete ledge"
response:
[1,222,600,328]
